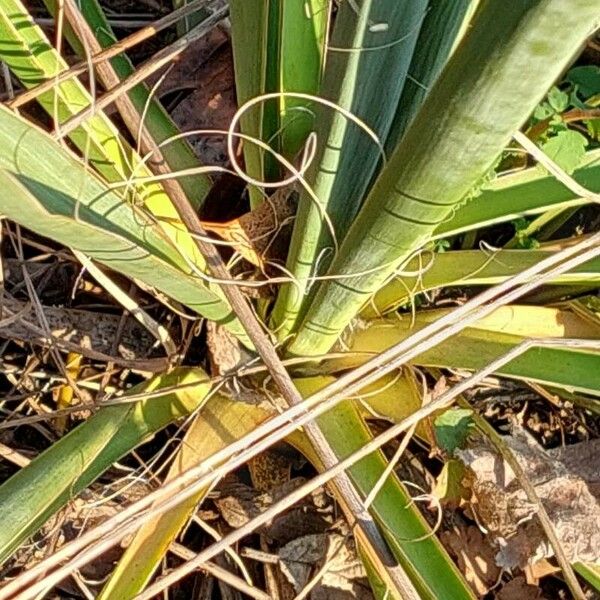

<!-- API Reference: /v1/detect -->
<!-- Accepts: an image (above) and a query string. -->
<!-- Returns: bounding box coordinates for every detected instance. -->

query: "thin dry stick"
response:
[1,62,14,99]
[4,240,598,600]
[7,0,217,109]
[0,234,600,600]
[363,423,416,509]
[55,6,229,140]
[170,544,271,600]
[61,0,147,150]
[0,442,30,468]
[11,227,85,405]
[192,516,253,586]
[134,338,600,600]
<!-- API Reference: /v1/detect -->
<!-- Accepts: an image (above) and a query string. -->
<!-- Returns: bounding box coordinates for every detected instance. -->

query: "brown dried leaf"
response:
[249,450,291,493]
[202,188,298,266]
[548,438,600,499]
[215,479,306,529]
[457,427,600,569]
[0,293,155,363]
[441,524,501,595]
[279,534,328,592]
[266,510,330,549]
[206,321,243,376]
[278,533,372,600]
[146,28,229,95]
[496,576,544,600]
[170,42,235,165]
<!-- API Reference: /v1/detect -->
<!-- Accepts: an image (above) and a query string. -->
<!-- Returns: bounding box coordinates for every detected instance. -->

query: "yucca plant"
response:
[0,1,599,599]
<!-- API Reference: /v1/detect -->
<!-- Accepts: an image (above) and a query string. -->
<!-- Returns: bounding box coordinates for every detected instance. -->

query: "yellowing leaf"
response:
[99,395,272,599]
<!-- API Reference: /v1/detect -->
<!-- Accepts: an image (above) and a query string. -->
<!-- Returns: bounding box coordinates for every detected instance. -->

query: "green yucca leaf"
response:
[229,0,272,207]
[279,0,329,158]
[575,563,600,594]
[363,247,600,317]
[437,148,600,239]
[42,0,211,207]
[230,0,329,207]
[0,368,211,564]
[329,306,600,396]
[0,0,222,299]
[296,378,475,600]
[0,105,247,342]
[385,0,474,150]
[0,0,139,188]
[289,0,600,357]
[272,0,428,338]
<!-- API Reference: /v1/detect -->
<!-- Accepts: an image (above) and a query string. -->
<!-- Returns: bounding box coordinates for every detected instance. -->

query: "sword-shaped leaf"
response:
[289,0,600,357]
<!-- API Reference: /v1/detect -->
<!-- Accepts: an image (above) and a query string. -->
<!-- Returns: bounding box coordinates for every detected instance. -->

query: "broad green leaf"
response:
[296,377,475,600]
[272,0,428,338]
[547,86,570,113]
[540,129,588,174]
[0,0,214,287]
[434,409,474,454]
[279,0,329,157]
[329,306,600,396]
[99,395,271,599]
[385,0,474,150]
[288,0,600,357]
[0,106,248,342]
[363,247,600,317]
[436,148,600,239]
[586,118,600,141]
[567,65,600,99]
[0,368,211,564]
[42,0,211,207]
[230,0,329,206]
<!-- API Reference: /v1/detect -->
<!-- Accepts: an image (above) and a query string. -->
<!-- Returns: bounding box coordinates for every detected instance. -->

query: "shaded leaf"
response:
[434,409,474,454]
[567,65,600,99]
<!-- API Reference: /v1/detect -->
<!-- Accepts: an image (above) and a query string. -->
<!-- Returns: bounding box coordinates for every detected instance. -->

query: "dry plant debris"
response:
[441,523,502,596]
[1,292,154,362]
[457,426,600,570]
